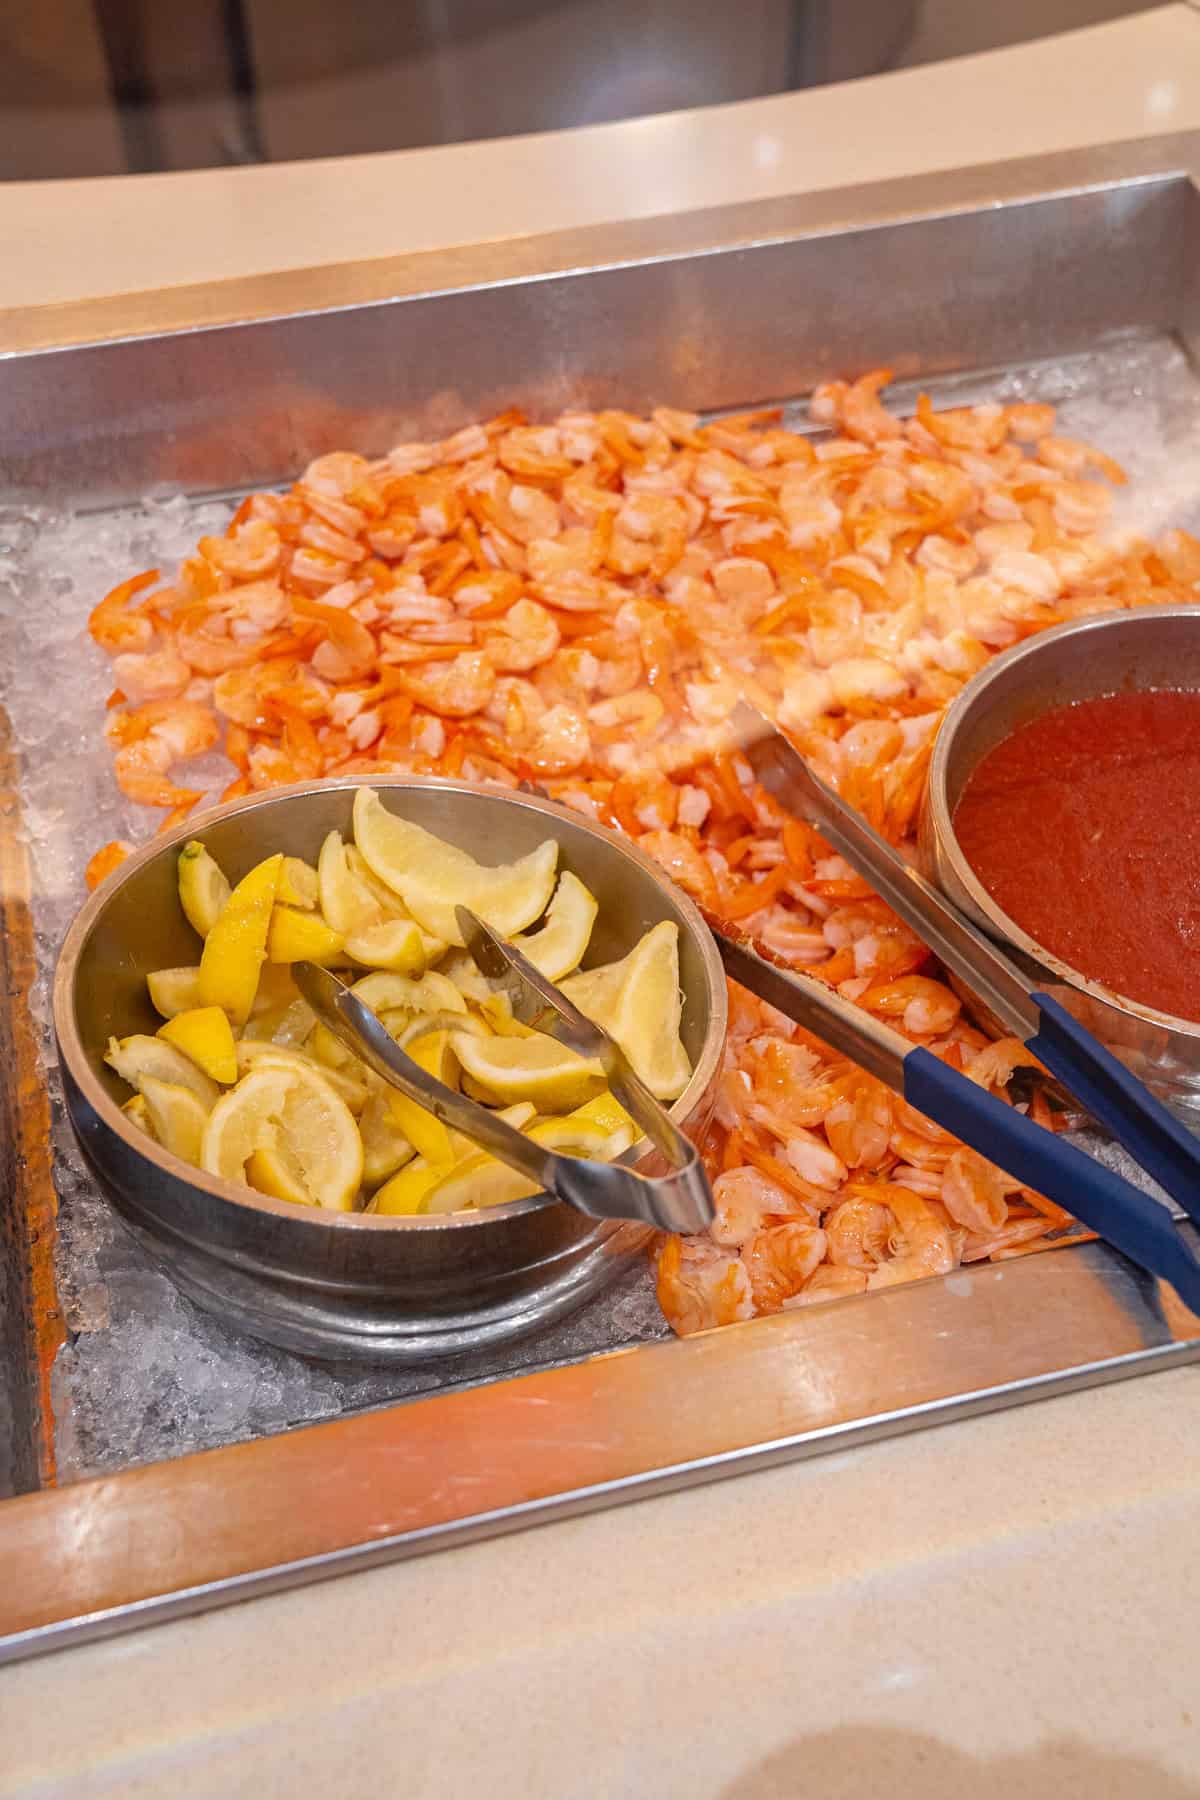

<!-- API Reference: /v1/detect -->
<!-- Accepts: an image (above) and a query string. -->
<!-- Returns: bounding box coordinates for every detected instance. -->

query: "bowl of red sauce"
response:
[922,605,1200,1122]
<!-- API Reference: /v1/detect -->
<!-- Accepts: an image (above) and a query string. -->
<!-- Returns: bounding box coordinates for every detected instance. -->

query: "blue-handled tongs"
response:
[718,704,1200,1310]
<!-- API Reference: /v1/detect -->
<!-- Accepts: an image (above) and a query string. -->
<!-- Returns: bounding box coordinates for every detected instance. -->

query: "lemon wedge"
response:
[122,1094,154,1137]
[236,1040,368,1113]
[371,1158,446,1217]
[381,1029,455,1163]
[202,1062,362,1210]
[350,970,466,1018]
[317,830,378,935]
[439,950,495,1005]
[475,992,537,1039]
[147,966,204,1020]
[105,1033,220,1109]
[246,1141,316,1208]
[513,871,598,980]
[423,1115,619,1214]
[566,1091,640,1146]
[198,853,282,1026]
[352,786,557,945]
[177,840,231,938]
[344,917,428,973]
[444,1099,536,1163]
[358,1087,417,1188]
[449,1031,605,1113]
[156,1006,238,1084]
[267,905,346,966]
[277,856,319,909]
[560,920,691,1101]
[139,1075,209,1165]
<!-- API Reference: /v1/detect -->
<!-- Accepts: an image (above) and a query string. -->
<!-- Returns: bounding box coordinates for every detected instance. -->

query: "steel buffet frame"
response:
[3,132,1200,1663]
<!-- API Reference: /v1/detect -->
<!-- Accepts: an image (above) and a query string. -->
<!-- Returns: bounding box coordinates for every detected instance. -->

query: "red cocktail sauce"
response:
[952,690,1200,1022]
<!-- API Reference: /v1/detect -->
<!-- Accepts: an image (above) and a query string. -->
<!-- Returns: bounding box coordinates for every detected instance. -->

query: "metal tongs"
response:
[717,703,1200,1310]
[294,907,713,1234]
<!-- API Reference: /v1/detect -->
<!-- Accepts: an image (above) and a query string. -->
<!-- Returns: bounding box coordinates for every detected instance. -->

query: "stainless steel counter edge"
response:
[2,1237,1198,1665]
[2,130,1199,357]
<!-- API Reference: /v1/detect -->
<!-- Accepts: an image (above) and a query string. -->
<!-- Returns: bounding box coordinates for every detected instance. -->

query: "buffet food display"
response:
[79,370,1200,1333]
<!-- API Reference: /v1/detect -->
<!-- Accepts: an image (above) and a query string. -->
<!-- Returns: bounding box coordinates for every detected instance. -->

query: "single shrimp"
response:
[858,975,961,1037]
[199,519,281,579]
[710,1166,796,1247]
[783,1127,846,1190]
[823,1080,893,1169]
[870,1183,959,1282]
[88,570,160,654]
[824,1197,890,1269]
[481,600,561,673]
[742,1221,828,1311]
[964,1037,1044,1092]
[110,648,191,703]
[391,650,494,718]
[655,1235,754,1336]
[940,1147,1010,1234]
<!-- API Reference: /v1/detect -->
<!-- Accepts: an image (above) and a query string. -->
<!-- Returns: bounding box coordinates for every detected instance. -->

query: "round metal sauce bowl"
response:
[53,779,726,1363]
[920,604,1200,1124]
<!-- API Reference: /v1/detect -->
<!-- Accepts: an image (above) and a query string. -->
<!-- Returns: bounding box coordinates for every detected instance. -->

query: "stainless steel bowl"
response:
[921,604,1200,1123]
[53,779,726,1363]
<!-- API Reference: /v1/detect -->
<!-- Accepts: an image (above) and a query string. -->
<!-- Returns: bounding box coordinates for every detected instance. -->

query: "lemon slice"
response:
[344,917,428,974]
[350,970,466,1018]
[277,856,319,910]
[371,1158,446,1217]
[318,830,379,935]
[106,1033,220,1108]
[449,1031,605,1113]
[560,920,691,1101]
[147,966,204,1020]
[198,853,283,1026]
[139,1075,209,1165]
[156,1006,238,1084]
[358,1087,417,1188]
[424,1116,618,1214]
[178,840,231,938]
[353,786,558,945]
[513,871,598,980]
[236,1040,368,1113]
[267,905,346,966]
[202,1062,362,1210]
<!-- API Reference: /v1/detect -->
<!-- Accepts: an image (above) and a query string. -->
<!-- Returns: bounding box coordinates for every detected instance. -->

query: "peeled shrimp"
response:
[655,1236,754,1337]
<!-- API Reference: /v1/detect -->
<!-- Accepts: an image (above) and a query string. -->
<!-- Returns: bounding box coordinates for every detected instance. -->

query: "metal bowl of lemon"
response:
[54,779,726,1362]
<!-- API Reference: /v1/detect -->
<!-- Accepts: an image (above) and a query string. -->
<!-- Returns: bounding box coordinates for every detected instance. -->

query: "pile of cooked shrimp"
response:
[84,370,1200,1333]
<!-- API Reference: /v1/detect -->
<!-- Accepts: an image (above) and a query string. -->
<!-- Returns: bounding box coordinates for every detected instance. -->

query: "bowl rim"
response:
[53,775,728,1232]
[928,602,1200,1040]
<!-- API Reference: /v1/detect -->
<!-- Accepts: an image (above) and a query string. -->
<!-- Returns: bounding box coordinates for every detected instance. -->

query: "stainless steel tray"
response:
[3,131,1200,1664]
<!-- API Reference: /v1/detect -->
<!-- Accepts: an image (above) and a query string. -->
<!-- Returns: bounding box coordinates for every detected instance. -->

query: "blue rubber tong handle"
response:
[904,1045,1200,1313]
[1027,992,1200,1229]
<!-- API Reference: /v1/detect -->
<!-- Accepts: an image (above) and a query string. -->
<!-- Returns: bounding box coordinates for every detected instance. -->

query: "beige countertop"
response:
[3,10,1200,1795]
